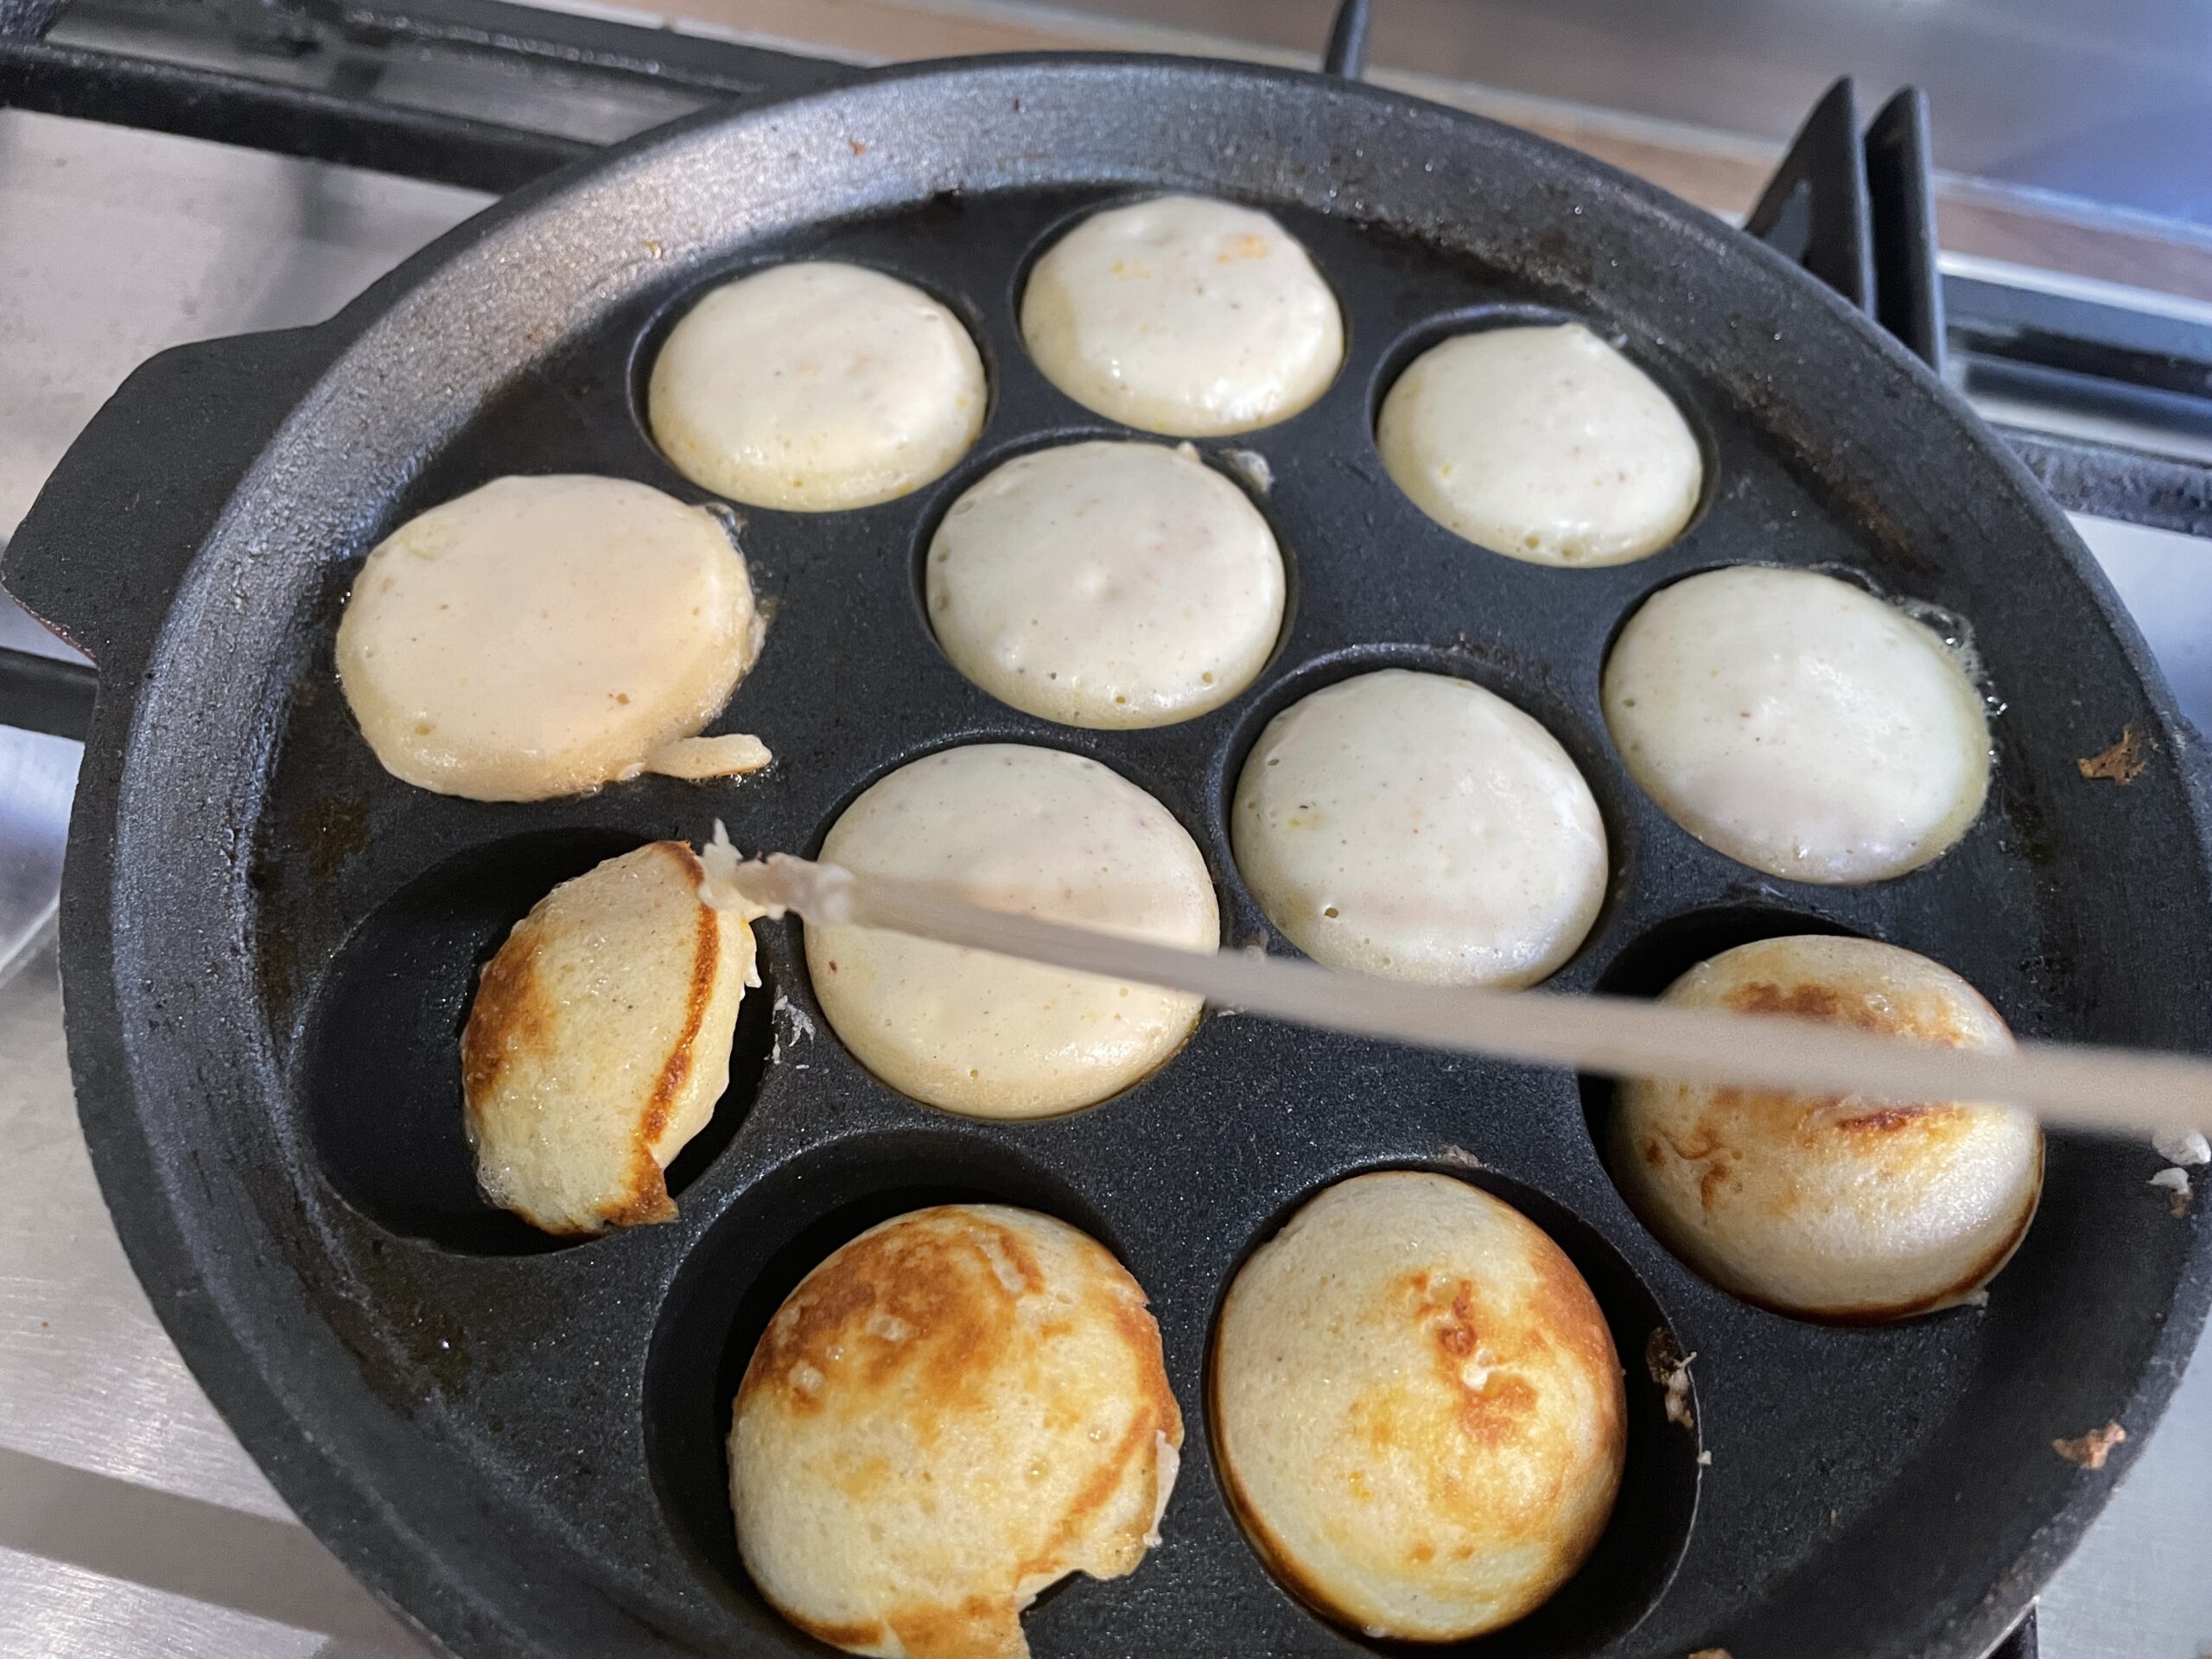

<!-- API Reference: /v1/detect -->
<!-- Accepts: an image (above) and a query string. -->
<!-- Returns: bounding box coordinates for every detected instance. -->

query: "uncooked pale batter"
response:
[1377,322,1701,566]
[926,440,1285,727]
[1020,195,1344,436]
[335,474,759,802]
[1604,566,1990,882]
[1610,935,2043,1320]
[1213,1172,1625,1642]
[649,261,987,511]
[806,744,1218,1117]
[1232,670,1607,987]
[731,1205,1181,1659]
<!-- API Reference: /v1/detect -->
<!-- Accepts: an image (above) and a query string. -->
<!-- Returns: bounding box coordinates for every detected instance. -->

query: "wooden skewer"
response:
[701,840,2212,1142]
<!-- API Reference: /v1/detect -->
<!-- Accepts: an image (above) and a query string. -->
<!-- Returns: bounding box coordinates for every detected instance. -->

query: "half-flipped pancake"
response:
[335,474,759,801]
[926,439,1284,727]
[806,744,1217,1117]
[1232,669,1607,987]
[1609,934,2043,1320]
[731,1205,1182,1659]
[649,261,987,510]
[1213,1172,1625,1641]
[1377,322,1700,565]
[1020,194,1343,435]
[462,841,756,1234]
[1603,566,1990,882]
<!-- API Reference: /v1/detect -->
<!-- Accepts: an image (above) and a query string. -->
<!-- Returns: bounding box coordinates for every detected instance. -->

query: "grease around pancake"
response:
[1604,566,1991,882]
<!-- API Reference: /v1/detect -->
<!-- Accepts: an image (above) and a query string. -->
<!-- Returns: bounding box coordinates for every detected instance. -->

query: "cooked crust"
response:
[1611,935,2044,1319]
[1213,1173,1625,1642]
[462,842,753,1234]
[730,1205,1182,1658]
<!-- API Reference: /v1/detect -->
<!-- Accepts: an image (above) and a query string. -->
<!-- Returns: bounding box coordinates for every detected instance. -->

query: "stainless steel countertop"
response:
[1027,0,2212,233]
[3,79,2209,1658]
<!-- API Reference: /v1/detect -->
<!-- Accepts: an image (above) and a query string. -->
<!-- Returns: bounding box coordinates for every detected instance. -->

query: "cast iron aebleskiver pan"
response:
[7,51,2212,1659]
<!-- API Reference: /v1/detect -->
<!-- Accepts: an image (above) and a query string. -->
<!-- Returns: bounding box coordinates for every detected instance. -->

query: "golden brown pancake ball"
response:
[1609,934,2043,1320]
[729,1205,1182,1658]
[1603,567,1990,883]
[462,842,755,1234]
[1213,1172,1624,1641]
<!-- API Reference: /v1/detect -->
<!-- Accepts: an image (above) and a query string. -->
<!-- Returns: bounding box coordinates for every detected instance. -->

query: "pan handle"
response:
[0,645,95,741]
[0,324,335,726]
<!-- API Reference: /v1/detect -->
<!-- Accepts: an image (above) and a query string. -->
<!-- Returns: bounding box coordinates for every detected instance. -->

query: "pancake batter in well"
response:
[335,474,760,802]
[1610,934,2043,1320]
[462,841,758,1235]
[1213,1171,1625,1642]
[1232,669,1607,987]
[649,261,986,511]
[1603,565,1990,882]
[730,1205,1182,1659]
[926,439,1285,727]
[1020,194,1344,435]
[1377,321,1701,566]
[806,744,1217,1117]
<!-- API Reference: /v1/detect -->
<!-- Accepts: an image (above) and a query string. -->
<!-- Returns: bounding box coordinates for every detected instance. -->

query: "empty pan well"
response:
[299,828,774,1255]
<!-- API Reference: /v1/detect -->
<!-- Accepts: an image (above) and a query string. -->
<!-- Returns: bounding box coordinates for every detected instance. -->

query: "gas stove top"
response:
[1,3,2209,1655]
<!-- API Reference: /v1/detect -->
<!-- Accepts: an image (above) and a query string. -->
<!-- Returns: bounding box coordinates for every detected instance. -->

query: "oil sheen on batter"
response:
[806,744,1218,1117]
[1604,566,1990,882]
